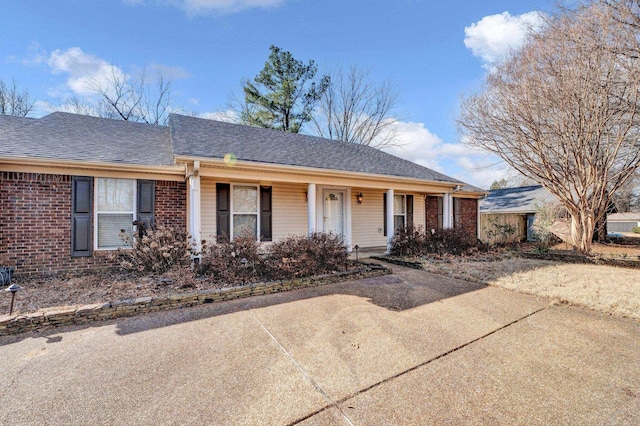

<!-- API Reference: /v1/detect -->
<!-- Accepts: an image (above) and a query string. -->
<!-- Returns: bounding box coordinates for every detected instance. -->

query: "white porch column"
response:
[386,188,394,253]
[307,183,316,234]
[443,193,453,229]
[189,173,202,256]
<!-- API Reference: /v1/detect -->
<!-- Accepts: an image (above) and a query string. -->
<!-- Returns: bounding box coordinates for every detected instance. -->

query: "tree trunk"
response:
[570,210,594,254]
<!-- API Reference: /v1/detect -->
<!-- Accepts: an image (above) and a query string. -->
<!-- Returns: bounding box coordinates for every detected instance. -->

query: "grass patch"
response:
[421,254,640,320]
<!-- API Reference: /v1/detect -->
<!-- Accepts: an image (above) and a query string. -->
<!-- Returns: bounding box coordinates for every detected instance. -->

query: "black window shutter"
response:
[216,183,231,239]
[383,193,387,236]
[71,176,93,257]
[137,180,155,236]
[437,197,443,230]
[406,195,414,228]
[260,186,272,241]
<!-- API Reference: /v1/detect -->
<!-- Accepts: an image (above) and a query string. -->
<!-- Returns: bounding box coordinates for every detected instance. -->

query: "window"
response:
[217,183,272,241]
[394,194,406,232]
[232,184,258,238]
[96,178,135,248]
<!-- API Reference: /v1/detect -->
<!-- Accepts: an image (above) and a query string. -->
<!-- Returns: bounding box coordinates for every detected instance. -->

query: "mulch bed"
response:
[0,264,362,315]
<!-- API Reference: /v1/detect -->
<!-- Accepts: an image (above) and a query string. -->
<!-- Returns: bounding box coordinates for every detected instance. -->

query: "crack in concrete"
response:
[288,306,548,425]
[249,310,355,426]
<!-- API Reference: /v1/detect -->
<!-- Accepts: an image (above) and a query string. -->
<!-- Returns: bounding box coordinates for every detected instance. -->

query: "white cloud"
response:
[382,121,447,171]
[47,47,124,97]
[145,63,189,80]
[464,11,545,69]
[198,109,240,123]
[381,120,507,189]
[126,0,288,15]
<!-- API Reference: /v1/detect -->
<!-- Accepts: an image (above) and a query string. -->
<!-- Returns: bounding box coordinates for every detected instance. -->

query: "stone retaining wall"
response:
[369,255,424,269]
[0,264,390,336]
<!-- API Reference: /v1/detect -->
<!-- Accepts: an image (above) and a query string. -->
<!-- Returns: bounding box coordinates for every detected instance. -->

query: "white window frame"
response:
[94,178,137,250]
[394,193,407,232]
[230,183,261,241]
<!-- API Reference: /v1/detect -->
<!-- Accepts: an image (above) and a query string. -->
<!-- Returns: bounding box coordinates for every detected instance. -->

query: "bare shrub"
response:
[389,226,427,257]
[196,230,263,285]
[266,232,348,280]
[532,202,564,247]
[115,226,196,275]
[390,226,479,257]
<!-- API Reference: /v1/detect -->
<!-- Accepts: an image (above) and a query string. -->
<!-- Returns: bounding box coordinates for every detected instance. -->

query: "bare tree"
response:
[66,67,177,125]
[0,79,34,117]
[61,96,99,117]
[459,2,640,253]
[611,172,640,212]
[310,66,400,149]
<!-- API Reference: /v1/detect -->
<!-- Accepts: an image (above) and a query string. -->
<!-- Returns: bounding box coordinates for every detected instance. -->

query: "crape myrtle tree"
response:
[458,1,640,254]
[241,45,330,133]
[310,66,401,148]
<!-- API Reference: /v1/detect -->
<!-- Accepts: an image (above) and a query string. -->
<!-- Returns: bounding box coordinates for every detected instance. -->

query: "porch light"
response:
[356,193,364,204]
[5,283,22,315]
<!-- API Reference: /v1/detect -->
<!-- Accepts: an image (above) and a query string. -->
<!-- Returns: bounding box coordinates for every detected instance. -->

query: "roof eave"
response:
[174,154,482,192]
[0,156,184,176]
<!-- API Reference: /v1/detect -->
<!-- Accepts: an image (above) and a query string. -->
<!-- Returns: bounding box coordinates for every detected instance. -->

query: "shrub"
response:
[484,218,516,245]
[429,228,478,255]
[389,226,427,257]
[196,230,263,285]
[532,202,564,246]
[115,226,196,275]
[266,232,348,280]
[390,226,478,257]
[633,226,640,234]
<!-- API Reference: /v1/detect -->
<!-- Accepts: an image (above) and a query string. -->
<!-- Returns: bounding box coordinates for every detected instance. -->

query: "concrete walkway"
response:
[0,265,638,425]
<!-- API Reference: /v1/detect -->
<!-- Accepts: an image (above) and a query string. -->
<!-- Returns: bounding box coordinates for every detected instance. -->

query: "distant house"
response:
[0,112,484,275]
[479,185,558,244]
[607,213,640,233]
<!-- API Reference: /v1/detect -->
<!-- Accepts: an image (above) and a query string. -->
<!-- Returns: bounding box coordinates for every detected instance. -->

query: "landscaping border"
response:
[369,255,424,269]
[520,251,640,269]
[0,263,390,336]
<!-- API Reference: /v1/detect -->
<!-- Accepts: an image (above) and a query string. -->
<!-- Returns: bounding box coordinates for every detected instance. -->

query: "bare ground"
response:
[0,267,220,315]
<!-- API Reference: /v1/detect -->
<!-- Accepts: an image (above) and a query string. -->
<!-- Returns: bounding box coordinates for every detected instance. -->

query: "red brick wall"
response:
[458,198,478,237]
[155,180,187,229]
[0,172,187,275]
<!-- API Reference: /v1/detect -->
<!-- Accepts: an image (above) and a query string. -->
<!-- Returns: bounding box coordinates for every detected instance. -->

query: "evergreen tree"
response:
[242,45,330,133]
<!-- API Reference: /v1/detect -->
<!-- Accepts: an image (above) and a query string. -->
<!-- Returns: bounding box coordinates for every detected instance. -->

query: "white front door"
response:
[323,190,345,236]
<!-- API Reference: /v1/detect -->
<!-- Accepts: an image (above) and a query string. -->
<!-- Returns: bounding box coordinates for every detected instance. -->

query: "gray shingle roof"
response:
[169,114,475,187]
[480,185,557,213]
[607,213,640,221]
[0,112,174,166]
[1,112,483,192]
[0,114,35,131]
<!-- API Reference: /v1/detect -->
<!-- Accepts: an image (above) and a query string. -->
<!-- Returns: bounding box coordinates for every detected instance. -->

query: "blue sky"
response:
[0,0,553,188]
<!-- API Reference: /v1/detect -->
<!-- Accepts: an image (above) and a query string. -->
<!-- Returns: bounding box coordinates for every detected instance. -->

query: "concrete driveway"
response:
[1,265,638,425]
